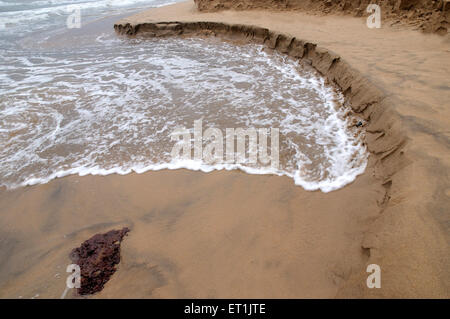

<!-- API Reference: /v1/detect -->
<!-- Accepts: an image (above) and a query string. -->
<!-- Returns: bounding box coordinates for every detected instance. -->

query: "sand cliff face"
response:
[194,0,450,34]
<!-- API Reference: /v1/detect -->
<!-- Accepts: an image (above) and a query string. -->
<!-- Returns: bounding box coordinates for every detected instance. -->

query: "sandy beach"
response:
[0,167,385,298]
[0,0,449,298]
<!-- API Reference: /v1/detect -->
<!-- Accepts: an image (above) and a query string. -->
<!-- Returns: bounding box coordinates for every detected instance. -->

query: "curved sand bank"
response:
[0,1,448,299]
[113,1,449,297]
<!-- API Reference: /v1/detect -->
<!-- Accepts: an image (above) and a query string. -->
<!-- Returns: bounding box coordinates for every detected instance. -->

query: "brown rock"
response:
[69,227,130,295]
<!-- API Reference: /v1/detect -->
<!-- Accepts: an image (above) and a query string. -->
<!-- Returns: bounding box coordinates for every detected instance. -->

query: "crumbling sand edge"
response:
[113,21,410,297]
[193,0,450,35]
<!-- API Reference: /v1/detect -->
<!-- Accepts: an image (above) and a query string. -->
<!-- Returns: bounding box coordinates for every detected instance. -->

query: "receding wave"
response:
[0,36,367,192]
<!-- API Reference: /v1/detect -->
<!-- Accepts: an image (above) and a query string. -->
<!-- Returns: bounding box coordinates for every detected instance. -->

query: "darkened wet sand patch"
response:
[0,167,383,298]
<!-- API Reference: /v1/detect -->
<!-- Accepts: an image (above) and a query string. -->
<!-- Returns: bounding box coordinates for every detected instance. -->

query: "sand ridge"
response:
[113,1,450,298]
[0,1,448,299]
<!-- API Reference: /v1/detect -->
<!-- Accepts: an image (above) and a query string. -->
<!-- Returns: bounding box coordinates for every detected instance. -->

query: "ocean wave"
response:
[0,38,367,192]
[0,0,178,29]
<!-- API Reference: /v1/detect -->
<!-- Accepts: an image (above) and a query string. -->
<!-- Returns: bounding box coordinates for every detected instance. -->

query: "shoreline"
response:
[112,1,448,297]
[0,0,448,298]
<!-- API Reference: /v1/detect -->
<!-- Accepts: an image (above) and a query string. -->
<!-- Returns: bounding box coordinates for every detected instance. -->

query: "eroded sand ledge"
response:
[0,2,447,300]
[114,21,407,180]
[113,2,449,298]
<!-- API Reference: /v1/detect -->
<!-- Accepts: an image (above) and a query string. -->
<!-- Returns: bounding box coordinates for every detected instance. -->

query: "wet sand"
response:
[0,167,383,298]
[0,1,449,298]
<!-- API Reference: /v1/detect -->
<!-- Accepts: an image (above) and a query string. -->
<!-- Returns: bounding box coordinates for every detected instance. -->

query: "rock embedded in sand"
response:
[69,227,130,295]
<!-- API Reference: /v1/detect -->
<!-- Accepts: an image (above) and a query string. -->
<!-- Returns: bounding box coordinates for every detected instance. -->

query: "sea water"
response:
[0,0,367,192]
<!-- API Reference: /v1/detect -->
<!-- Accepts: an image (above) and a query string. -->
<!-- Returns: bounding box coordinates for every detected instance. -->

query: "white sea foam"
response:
[0,0,179,36]
[0,36,368,192]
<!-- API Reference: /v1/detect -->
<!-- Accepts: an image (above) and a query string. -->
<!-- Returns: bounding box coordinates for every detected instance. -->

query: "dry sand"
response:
[194,0,450,35]
[0,1,449,298]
